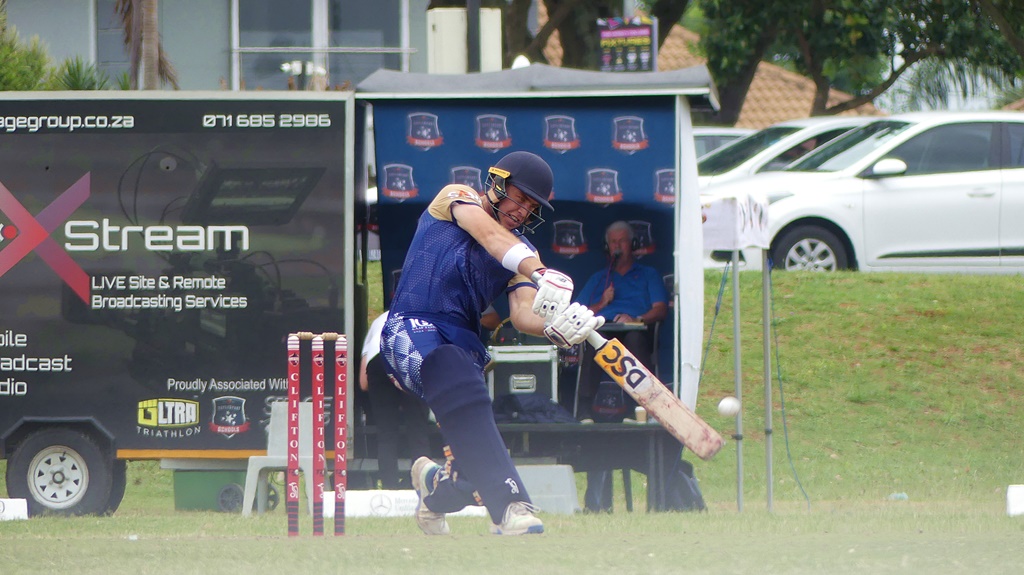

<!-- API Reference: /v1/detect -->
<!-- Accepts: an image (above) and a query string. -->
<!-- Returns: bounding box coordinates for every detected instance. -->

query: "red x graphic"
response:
[0,174,91,303]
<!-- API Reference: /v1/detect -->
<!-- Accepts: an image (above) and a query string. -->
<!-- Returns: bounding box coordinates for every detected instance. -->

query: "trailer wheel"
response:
[103,460,128,515]
[6,429,114,516]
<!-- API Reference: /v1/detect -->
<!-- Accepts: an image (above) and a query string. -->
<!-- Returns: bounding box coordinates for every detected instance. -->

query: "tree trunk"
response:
[715,66,758,126]
[141,0,159,90]
[713,26,777,125]
[648,0,691,48]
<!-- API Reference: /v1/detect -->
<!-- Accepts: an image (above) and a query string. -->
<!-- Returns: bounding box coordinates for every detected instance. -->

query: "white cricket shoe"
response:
[411,456,450,535]
[490,501,544,535]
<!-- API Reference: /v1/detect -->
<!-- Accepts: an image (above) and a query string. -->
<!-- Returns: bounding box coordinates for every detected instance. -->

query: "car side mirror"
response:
[864,158,907,178]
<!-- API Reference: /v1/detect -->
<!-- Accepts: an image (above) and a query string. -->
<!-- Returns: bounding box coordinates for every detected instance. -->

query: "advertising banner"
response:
[598,16,659,73]
[0,94,350,454]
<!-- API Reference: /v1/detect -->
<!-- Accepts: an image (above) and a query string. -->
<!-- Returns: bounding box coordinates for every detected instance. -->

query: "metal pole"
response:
[467,0,480,72]
[762,250,773,512]
[732,250,743,512]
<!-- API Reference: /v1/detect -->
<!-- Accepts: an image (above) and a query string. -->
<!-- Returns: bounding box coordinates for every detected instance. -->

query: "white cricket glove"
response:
[543,302,605,349]
[531,268,574,320]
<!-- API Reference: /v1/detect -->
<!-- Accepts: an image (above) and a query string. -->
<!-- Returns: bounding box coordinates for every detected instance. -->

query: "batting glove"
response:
[531,268,574,320]
[543,302,605,349]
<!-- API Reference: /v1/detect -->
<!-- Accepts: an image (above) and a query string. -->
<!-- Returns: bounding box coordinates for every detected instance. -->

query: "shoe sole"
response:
[490,524,545,535]
[411,458,449,535]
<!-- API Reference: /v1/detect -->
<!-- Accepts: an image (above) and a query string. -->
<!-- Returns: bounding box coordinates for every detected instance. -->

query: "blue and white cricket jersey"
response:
[382,185,536,395]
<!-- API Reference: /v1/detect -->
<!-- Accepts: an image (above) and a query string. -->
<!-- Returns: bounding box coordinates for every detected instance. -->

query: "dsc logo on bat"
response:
[595,340,651,391]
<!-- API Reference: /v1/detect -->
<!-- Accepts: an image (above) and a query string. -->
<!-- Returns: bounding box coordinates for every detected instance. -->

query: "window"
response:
[238,0,313,90]
[96,0,130,82]
[327,0,402,89]
[891,123,995,175]
[1005,123,1024,168]
[236,0,406,90]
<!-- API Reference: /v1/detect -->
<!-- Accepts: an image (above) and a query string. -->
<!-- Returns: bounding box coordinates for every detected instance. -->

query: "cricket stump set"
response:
[278,328,724,537]
[286,331,348,536]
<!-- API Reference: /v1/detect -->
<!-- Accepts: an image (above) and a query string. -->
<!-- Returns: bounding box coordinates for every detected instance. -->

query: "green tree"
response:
[0,3,50,91]
[43,56,112,90]
[698,0,1023,123]
[974,0,1024,62]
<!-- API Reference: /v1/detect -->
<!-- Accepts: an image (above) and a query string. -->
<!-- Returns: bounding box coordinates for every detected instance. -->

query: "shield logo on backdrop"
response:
[209,396,250,438]
[654,169,675,204]
[629,220,655,256]
[475,114,512,151]
[450,166,483,192]
[406,113,443,149]
[543,115,581,153]
[552,220,588,257]
[585,168,623,204]
[382,164,418,200]
[612,116,649,153]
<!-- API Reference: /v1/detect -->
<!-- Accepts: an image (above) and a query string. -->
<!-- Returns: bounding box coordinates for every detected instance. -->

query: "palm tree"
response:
[114,0,179,89]
[876,58,1020,113]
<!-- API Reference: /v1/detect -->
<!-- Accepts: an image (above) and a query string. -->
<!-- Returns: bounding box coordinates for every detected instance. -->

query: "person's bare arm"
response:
[614,301,668,325]
[358,355,370,392]
[507,285,546,336]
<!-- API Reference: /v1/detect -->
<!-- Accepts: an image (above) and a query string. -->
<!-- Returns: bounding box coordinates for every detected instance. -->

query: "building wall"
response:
[7,0,93,63]
[6,0,475,91]
[408,0,429,74]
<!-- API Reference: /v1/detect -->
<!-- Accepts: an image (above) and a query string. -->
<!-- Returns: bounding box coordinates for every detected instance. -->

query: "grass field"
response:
[3,270,1024,574]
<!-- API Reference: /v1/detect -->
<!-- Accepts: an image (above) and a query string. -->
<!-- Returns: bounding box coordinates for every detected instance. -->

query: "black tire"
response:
[265,484,280,511]
[772,225,850,271]
[6,428,114,517]
[218,483,244,513]
[103,459,128,515]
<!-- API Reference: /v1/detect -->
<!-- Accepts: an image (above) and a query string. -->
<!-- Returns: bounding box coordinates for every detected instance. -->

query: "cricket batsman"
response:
[381,151,603,535]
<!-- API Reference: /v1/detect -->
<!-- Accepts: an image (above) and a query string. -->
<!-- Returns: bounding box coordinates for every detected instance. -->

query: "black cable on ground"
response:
[698,262,732,386]
[767,260,811,510]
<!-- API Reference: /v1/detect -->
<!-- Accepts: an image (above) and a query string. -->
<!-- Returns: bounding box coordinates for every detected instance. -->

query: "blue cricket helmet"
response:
[490,151,554,211]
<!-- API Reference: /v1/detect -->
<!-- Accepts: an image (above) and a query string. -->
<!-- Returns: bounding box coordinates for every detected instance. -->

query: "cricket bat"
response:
[587,331,725,460]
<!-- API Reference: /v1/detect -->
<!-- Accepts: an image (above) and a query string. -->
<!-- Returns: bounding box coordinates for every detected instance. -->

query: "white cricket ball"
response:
[718,396,741,417]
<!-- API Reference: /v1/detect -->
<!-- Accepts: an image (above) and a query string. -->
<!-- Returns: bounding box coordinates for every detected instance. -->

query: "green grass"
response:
[3,269,1024,574]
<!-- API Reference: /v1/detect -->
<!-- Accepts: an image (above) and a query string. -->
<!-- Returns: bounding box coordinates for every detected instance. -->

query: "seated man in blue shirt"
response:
[574,220,669,511]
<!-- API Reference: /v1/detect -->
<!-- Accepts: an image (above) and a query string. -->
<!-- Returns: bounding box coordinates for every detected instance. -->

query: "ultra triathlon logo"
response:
[0,175,91,302]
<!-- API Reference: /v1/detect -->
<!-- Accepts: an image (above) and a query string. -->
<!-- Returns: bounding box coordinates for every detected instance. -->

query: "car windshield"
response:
[786,120,914,172]
[697,126,800,175]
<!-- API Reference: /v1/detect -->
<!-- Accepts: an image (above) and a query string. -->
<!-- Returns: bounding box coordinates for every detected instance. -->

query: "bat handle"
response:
[586,330,608,349]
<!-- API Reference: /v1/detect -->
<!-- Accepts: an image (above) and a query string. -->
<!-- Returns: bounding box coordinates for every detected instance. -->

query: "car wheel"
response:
[6,428,114,516]
[772,226,849,271]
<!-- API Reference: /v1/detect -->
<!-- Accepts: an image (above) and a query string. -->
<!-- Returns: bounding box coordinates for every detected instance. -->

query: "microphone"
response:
[600,250,621,299]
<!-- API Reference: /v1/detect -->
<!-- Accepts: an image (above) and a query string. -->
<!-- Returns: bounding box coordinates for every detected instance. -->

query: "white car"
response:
[692,126,754,158]
[697,116,875,188]
[701,111,1024,272]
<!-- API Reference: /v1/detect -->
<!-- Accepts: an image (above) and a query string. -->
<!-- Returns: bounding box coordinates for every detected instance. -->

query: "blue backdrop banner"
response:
[372,96,679,374]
